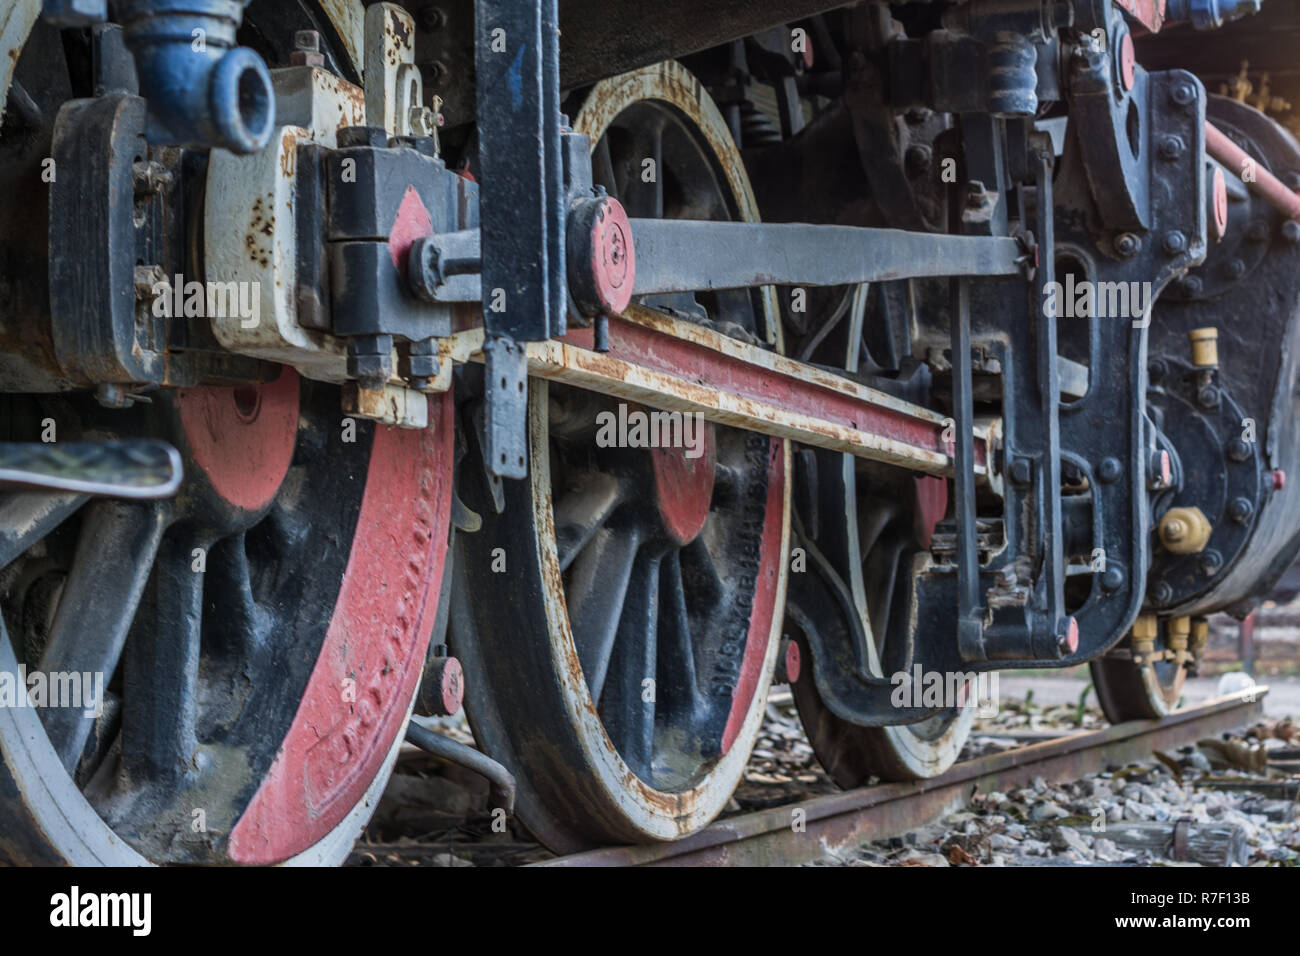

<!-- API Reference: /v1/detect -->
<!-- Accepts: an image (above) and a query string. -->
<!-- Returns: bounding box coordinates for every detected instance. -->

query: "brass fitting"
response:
[1188,327,1219,368]
[1158,506,1212,554]
[1190,618,1210,653]
[1169,615,1192,666]
[1131,613,1158,665]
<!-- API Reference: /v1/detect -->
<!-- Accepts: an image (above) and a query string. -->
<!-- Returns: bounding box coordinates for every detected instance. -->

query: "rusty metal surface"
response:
[536,688,1266,866]
[436,304,995,479]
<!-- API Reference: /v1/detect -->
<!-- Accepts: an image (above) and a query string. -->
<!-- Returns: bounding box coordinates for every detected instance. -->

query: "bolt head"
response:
[1009,457,1033,485]
[1171,83,1196,106]
[1162,230,1188,255]
[1180,275,1204,296]
[1101,567,1125,592]
[1158,134,1185,160]
[1098,457,1122,483]
[1152,581,1174,604]
[1227,438,1251,462]
[1199,550,1223,576]
[1197,384,1221,409]
[1228,496,1254,522]
[1222,258,1246,280]
[1115,233,1141,257]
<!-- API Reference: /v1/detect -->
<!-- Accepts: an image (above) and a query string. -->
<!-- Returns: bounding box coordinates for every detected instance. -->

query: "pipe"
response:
[404,720,517,816]
[1205,120,1300,223]
[117,0,275,154]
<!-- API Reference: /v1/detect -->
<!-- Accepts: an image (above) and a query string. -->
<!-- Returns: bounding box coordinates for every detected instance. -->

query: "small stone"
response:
[1051,826,1095,859]
[1093,838,1126,862]
[1123,798,1155,821]
[988,832,1020,851]
[1032,776,1048,794]
[1030,800,1069,821]
[894,849,951,867]
[1020,838,1051,856]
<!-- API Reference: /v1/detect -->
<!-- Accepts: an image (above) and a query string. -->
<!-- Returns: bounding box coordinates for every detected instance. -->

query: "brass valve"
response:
[1131,613,1158,665]
[1168,615,1193,667]
[1158,506,1212,554]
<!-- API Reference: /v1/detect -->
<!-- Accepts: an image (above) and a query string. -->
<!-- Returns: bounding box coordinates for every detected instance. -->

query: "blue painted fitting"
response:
[987,32,1038,118]
[41,0,107,27]
[1166,0,1263,30]
[117,0,275,154]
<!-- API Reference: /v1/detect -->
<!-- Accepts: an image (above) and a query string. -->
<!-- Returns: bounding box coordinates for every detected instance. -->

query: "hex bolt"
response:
[1158,134,1185,160]
[1283,220,1300,244]
[1115,232,1141,258]
[1221,258,1246,280]
[337,125,389,148]
[1098,456,1122,483]
[1162,230,1188,255]
[1171,82,1196,106]
[1197,384,1221,409]
[1181,275,1204,296]
[133,264,166,299]
[905,144,932,177]
[1151,580,1174,604]
[1009,457,1033,485]
[291,29,325,68]
[1199,549,1224,576]
[1227,496,1254,523]
[132,159,173,195]
[1246,219,1271,243]
[1226,437,1251,462]
[347,334,394,389]
[1101,566,1125,592]
[418,6,446,30]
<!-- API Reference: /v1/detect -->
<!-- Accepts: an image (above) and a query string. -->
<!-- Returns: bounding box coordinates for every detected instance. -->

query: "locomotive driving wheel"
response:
[451,61,791,852]
[1090,618,1187,721]
[0,379,454,864]
[0,7,454,865]
[786,286,974,785]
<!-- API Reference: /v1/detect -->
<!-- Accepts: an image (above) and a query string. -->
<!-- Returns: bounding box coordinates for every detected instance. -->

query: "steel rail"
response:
[438,306,995,479]
[534,688,1267,867]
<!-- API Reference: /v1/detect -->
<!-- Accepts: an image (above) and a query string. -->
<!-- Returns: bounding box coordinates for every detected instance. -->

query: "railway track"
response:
[537,688,1268,866]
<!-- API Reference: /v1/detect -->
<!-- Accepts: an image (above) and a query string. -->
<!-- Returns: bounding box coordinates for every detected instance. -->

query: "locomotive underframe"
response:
[5,0,1300,741]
